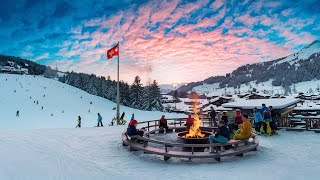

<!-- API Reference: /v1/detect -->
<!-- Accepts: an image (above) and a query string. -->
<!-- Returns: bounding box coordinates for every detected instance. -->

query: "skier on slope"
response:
[76,116,81,128]
[97,113,103,127]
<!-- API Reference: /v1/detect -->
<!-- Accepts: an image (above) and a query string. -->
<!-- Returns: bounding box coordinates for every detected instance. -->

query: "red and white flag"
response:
[106,44,119,59]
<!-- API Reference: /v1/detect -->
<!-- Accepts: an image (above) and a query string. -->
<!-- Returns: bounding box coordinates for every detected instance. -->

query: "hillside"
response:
[177,40,320,94]
[0,74,182,129]
[0,55,164,112]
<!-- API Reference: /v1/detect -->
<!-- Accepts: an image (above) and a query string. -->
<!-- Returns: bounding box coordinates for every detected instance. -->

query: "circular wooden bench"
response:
[122,120,259,162]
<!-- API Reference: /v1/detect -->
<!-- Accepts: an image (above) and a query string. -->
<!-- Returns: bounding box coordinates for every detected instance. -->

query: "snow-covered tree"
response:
[130,76,143,109]
[148,80,163,111]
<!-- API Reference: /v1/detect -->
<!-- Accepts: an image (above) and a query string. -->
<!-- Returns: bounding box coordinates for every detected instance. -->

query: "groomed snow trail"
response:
[0,127,319,180]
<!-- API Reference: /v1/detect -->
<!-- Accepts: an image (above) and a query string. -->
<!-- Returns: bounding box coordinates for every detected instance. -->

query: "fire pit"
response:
[177,108,212,144]
[177,131,211,144]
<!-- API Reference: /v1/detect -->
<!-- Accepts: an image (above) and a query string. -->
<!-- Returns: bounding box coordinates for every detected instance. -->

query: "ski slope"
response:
[0,74,184,129]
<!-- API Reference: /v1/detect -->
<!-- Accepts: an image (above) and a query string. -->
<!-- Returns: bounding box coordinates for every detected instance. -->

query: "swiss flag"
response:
[106,44,119,59]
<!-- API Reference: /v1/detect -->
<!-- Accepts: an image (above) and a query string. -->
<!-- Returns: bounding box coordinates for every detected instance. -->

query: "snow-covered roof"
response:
[222,98,300,109]
[294,105,320,111]
[202,104,217,111]
[215,106,233,111]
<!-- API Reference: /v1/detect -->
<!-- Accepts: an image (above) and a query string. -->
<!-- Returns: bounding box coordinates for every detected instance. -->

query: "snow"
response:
[0,128,320,179]
[274,40,320,66]
[0,74,184,129]
[222,98,300,109]
[0,74,320,179]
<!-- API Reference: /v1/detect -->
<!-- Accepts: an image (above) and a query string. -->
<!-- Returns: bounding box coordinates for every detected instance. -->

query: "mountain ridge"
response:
[177,40,320,93]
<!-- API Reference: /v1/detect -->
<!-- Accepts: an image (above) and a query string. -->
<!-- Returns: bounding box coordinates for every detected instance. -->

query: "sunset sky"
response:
[0,0,319,84]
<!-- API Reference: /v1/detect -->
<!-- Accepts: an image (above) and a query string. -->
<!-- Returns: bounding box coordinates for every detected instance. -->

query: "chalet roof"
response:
[222,98,300,110]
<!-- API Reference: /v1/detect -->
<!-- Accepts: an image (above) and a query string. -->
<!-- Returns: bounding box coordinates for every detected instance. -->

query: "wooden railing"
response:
[136,116,320,132]
[276,117,320,131]
[136,117,213,131]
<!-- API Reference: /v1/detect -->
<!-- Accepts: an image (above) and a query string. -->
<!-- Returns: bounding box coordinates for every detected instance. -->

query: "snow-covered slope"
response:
[0,74,183,129]
[274,40,320,65]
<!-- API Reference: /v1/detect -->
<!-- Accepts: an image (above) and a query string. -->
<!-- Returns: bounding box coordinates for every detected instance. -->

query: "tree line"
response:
[59,72,163,111]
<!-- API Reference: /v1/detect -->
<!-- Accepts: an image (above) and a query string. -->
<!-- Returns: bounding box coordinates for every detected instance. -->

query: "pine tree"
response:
[120,82,131,106]
[130,76,143,109]
[149,80,163,111]
[141,85,151,110]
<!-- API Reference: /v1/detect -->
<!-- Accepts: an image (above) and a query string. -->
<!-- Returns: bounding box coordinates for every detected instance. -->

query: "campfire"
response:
[184,108,205,138]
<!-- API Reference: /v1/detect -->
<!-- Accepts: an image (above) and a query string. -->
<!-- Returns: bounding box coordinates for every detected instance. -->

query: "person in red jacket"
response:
[233,109,243,131]
[185,114,194,130]
[159,115,168,133]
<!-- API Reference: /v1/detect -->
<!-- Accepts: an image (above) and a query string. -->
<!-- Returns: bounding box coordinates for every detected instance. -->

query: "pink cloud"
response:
[56,0,315,84]
[211,0,225,10]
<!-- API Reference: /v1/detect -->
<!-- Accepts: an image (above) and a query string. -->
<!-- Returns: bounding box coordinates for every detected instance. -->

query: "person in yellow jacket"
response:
[233,114,252,140]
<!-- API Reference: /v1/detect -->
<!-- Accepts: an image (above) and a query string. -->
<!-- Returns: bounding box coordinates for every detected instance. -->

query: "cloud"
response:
[0,0,319,84]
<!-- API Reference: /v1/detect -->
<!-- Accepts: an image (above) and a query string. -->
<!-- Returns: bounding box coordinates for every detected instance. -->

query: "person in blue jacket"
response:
[97,113,103,127]
[127,120,144,136]
[209,120,230,144]
[253,108,264,133]
[260,104,272,133]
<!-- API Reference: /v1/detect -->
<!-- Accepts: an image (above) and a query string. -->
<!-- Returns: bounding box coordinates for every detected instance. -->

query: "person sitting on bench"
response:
[185,114,194,130]
[233,114,252,140]
[209,120,230,144]
[127,120,144,137]
[159,115,168,133]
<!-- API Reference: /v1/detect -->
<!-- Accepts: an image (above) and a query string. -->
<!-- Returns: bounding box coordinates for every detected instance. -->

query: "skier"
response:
[233,114,252,140]
[233,109,243,131]
[76,116,81,128]
[159,115,168,133]
[209,107,217,127]
[41,106,43,110]
[97,113,103,127]
[120,112,126,125]
[260,104,272,135]
[16,110,20,117]
[253,108,264,134]
[269,106,278,134]
[36,101,38,105]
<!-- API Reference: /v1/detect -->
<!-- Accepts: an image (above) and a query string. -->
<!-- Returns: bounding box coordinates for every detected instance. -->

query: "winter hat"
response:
[242,114,248,119]
[129,119,138,126]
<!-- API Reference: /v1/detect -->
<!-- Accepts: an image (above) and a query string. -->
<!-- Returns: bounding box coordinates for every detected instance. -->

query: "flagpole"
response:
[116,41,120,125]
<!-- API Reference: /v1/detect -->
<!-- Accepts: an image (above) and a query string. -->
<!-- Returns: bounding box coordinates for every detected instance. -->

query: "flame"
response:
[185,108,205,138]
